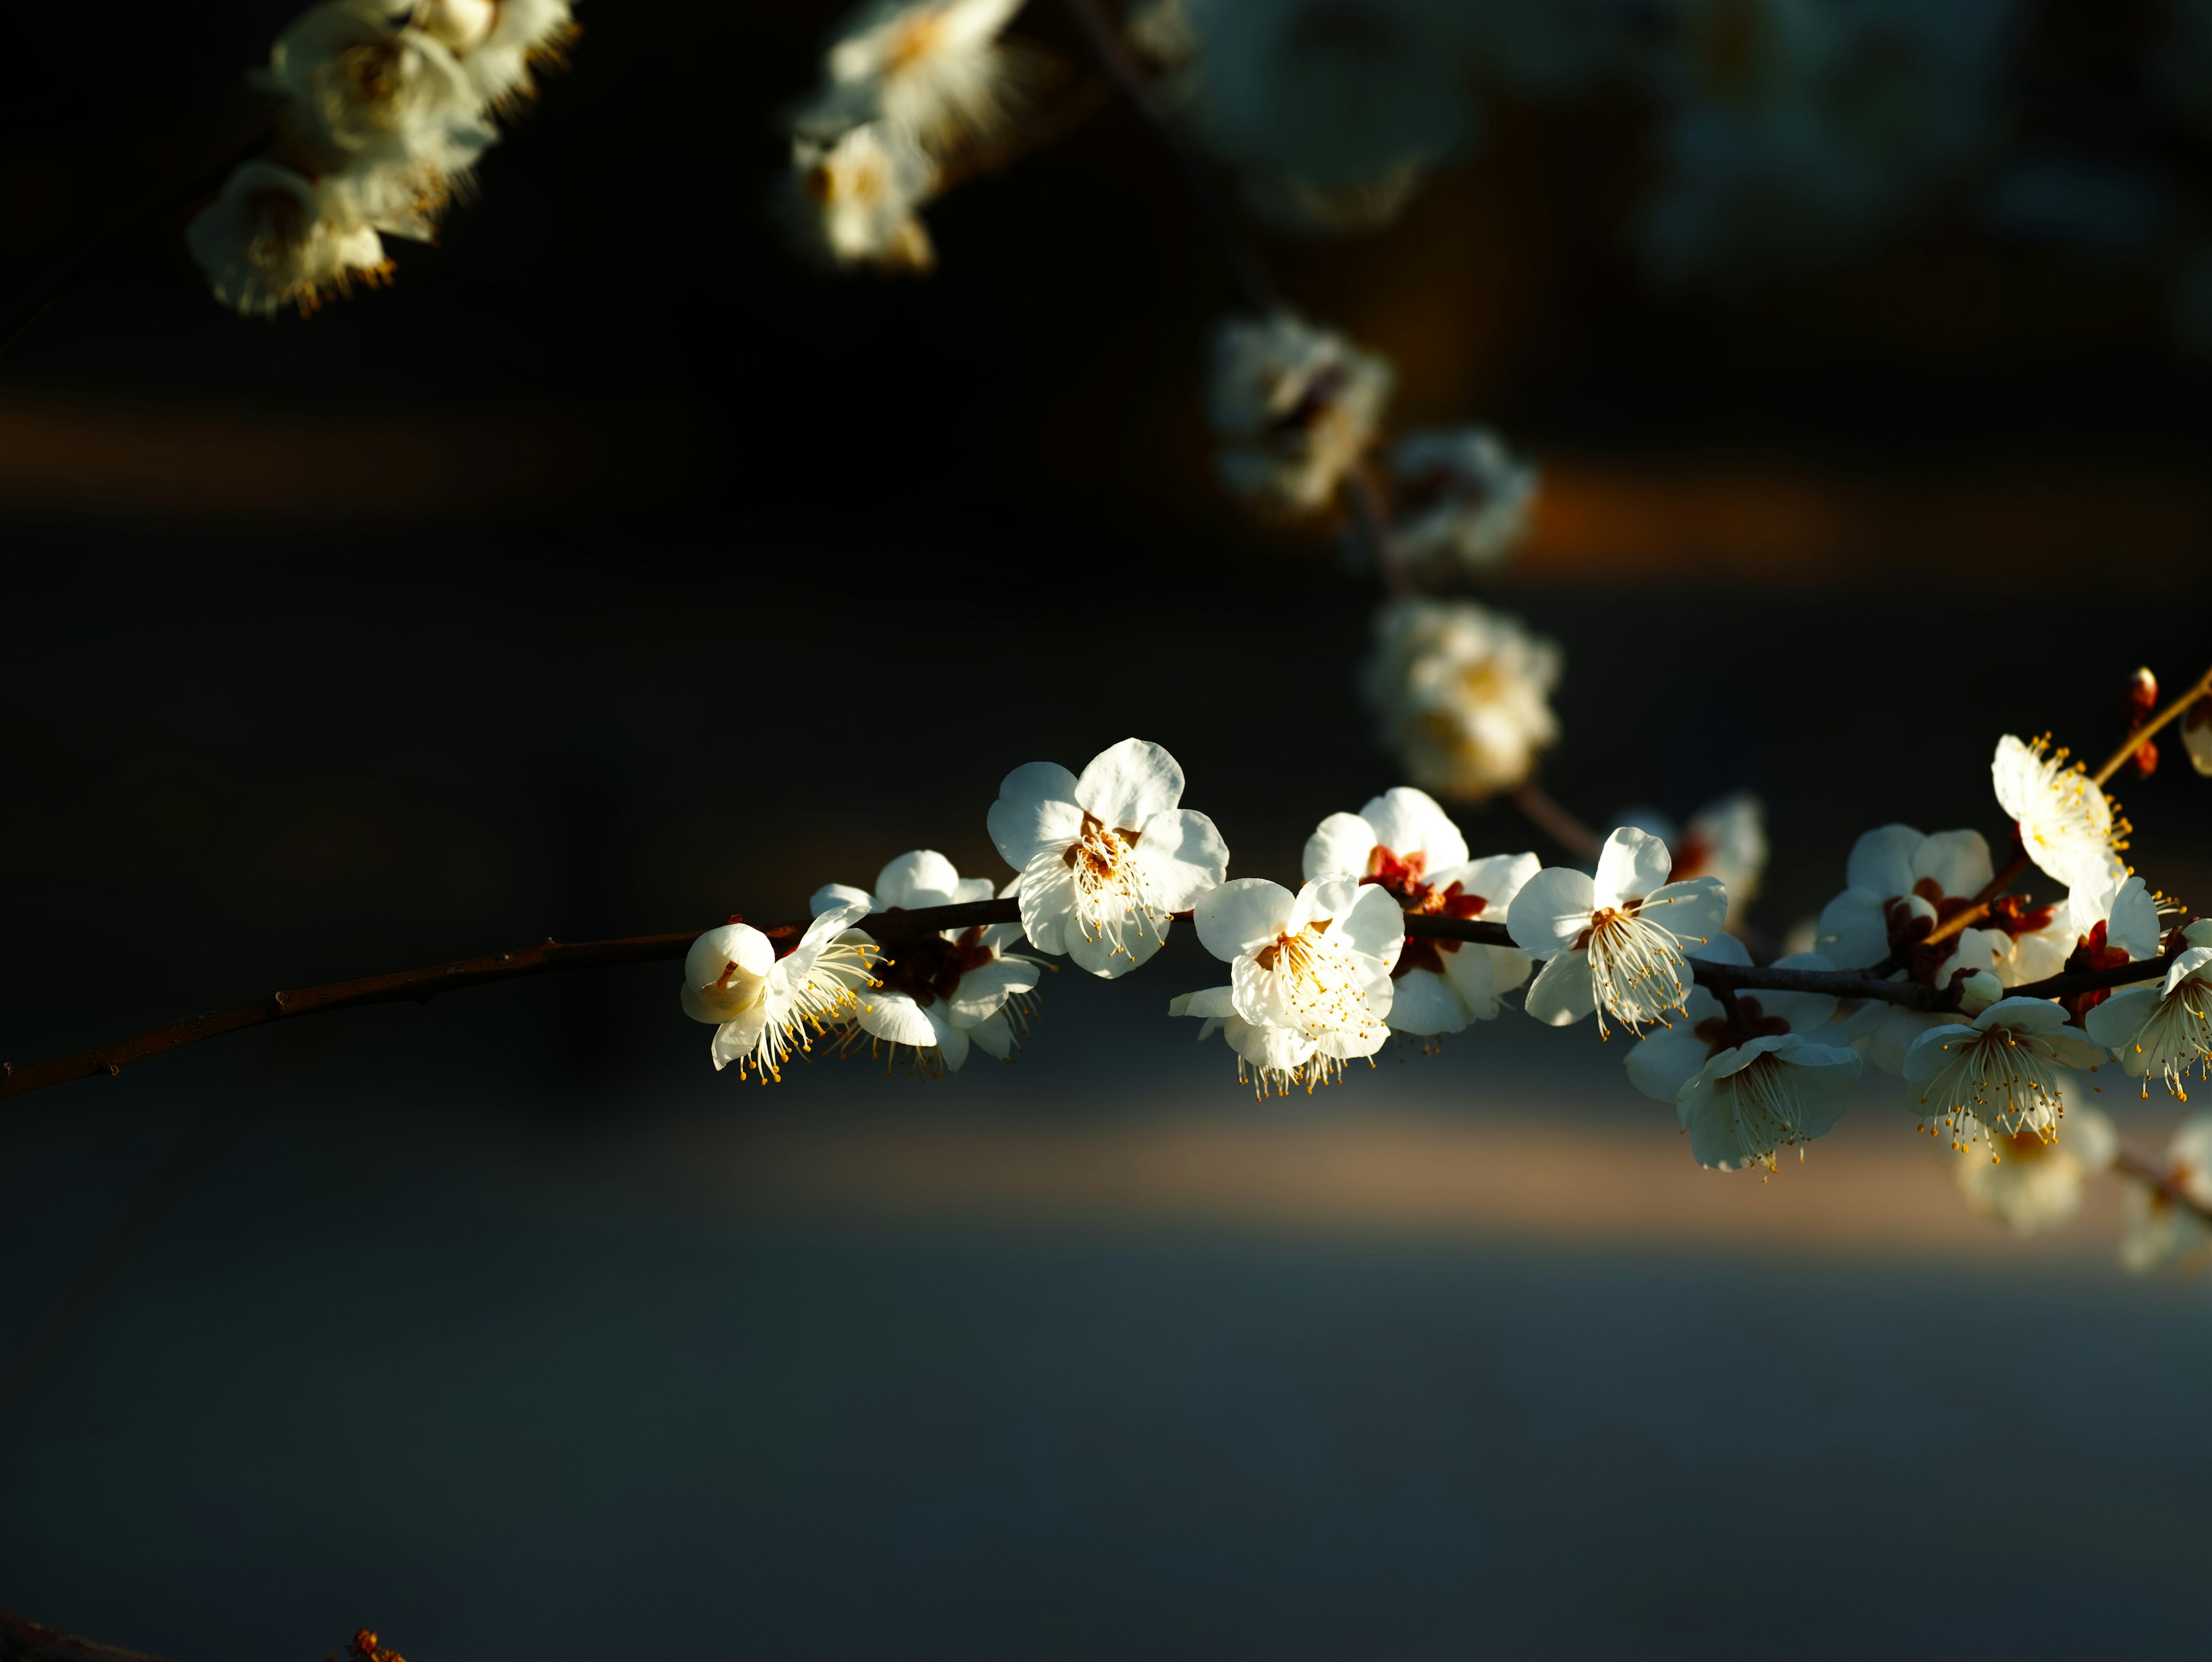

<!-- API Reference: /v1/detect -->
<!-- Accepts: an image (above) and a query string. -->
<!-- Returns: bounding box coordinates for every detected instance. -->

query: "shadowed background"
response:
[5,2,2212,1657]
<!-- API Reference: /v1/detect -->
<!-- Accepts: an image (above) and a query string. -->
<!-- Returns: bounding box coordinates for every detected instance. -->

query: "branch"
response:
[1919,846,2032,952]
[2113,1147,2212,1229]
[0,1606,178,1662]
[2093,664,2212,787]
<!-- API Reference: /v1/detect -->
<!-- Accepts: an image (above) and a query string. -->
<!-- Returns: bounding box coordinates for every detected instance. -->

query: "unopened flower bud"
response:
[683,923,775,1024]
[1956,969,2002,1016]
[2134,738,2160,780]
[2126,666,2159,720]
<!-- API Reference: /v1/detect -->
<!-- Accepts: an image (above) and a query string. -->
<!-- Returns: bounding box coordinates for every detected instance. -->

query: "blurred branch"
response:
[1058,0,1278,312]
[2112,1147,2212,1229]
[2094,665,2212,787]
[0,1606,178,1662]
[1507,783,1603,864]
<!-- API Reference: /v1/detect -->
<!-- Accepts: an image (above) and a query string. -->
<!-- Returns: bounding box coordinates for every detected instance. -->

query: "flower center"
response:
[1361,849,1488,978]
[1044,813,1162,963]
[1253,918,1379,1042]
[1714,1052,1812,1172]
[1692,995,1790,1058]
[874,923,997,1008]
[1577,898,1698,1036]
[1914,1025,2066,1146]
[1884,878,1988,987]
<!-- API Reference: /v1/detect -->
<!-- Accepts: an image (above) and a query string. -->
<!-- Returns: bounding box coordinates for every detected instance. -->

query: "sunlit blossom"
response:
[1955,1086,2116,1236]
[1619,792,1767,930]
[1376,426,1539,577]
[1207,310,1393,513]
[1509,827,1728,1036]
[1991,733,2130,892]
[990,738,1229,979]
[259,1,494,193]
[1168,986,1320,1099]
[1361,598,1561,801]
[413,0,580,113]
[187,161,392,317]
[2085,919,2212,1100]
[681,903,881,1082]
[1194,874,1404,1081]
[1903,996,2108,1150]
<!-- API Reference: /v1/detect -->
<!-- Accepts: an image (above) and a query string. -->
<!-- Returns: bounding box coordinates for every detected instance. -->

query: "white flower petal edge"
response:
[1169,986,1321,1099]
[1676,1035,1862,1172]
[992,739,1229,979]
[683,903,880,1082]
[1194,876,1403,1084]
[1902,996,2108,1149]
[1991,733,2128,891]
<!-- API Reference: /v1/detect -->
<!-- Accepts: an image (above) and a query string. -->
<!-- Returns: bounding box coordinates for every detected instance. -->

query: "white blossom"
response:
[413,0,579,113]
[1361,599,1561,801]
[1508,827,1728,1036]
[1623,933,1842,1103]
[988,738,1229,978]
[2184,695,2212,777]
[2085,919,2212,1100]
[1207,311,1393,513]
[2001,867,2165,990]
[2119,1114,2212,1271]
[811,850,1039,1072]
[1902,996,2108,1151]
[811,0,1028,154]
[1955,1086,2116,1236]
[681,904,881,1081]
[1675,1032,1863,1172]
[1192,875,1404,1084]
[1991,733,2129,892]
[1302,786,1535,1036]
[1377,426,1538,577]
[785,122,938,272]
[186,161,391,317]
[1169,985,1321,1099]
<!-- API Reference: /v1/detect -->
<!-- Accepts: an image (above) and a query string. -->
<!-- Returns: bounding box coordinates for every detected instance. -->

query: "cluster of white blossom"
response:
[781,0,1033,272]
[189,0,576,316]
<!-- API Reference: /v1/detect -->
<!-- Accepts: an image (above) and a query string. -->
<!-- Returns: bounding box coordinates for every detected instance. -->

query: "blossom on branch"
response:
[1903,996,2108,1151]
[809,0,1030,154]
[2119,1115,2212,1270]
[1675,1032,1863,1172]
[989,739,1229,978]
[785,122,940,272]
[1168,986,1320,1099]
[680,904,880,1081]
[1361,599,1561,801]
[1508,827,1727,1036]
[1992,733,2130,891]
[185,162,392,317]
[410,0,580,113]
[1955,1087,2116,1236]
[1192,875,1404,1084]
[2084,919,2212,1100]
[1622,933,1839,1103]
[1207,311,1393,513]
[1301,786,1533,1035]
[811,851,1039,1072]
[1375,426,1539,577]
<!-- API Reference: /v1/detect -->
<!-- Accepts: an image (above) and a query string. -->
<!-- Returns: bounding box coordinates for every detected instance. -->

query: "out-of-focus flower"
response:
[810,0,1028,155]
[1361,599,1561,801]
[2119,1114,2212,1271]
[1207,311,1393,513]
[1303,788,1535,1034]
[1676,1031,1862,1171]
[1639,0,2017,285]
[1816,823,2014,1073]
[785,122,938,272]
[1619,792,1767,930]
[2184,695,2212,777]
[989,739,1229,978]
[1169,986,1317,1098]
[1992,733,2130,892]
[2085,919,2212,1100]
[1903,995,2107,1150]
[412,0,580,113]
[1955,1084,2116,1236]
[811,851,1039,1071]
[259,2,494,191]
[1194,875,1404,1082]
[1623,932,1841,1103]
[681,904,880,1081]
[1376,426,1539,578]
[1509,827,1728,1035]
[187,161,392,317]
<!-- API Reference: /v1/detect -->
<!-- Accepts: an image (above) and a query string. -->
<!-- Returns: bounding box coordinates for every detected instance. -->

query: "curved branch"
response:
[0,1605,178,1662]
[2093,664,2212,787]
[2113,1147,2212,1229]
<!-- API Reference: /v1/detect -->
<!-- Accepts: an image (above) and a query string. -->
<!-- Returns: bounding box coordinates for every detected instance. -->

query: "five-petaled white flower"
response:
[990,739,1229,978]
[2085,918,2212,1100]
[1903,995,2108,1150]
[1207,310,1394,513]
[2002,867,2165,991]
[785,122,938,272]
[1377,426,1539,578]
[811,0,1029,153]
[1622,933,1842,1102]
[1508,827,1727,1035]
[1955,1085,2116,1236]
[187,161,392,317]
[1361,598,1561,802]
[681,903,881,1081]
[2118,1114,2212,1271]
[1675,1032,1863,1173]
[811,850,1039,1072]
[1301,786,1533,1035]
[1991,733,2129,892]
[1193,874,1405,1084]
[1168,986,1322,1099]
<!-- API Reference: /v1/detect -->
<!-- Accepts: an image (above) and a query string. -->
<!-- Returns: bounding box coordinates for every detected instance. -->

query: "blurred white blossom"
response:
[1377,426,1539,578]
[1207,311,1393,513]
[812,851,1039,1072]
[2119,1114,2212,1270]
[1361,599,1560,801]
[186,161,391,317]
[415,0,579,113]
[1955,1087,2116,1236]
[809,0,1029,155]
[989,739,1229,979]
[785,121,939,272]
[2183,696,2212,777]
[1509,827,1728,1035]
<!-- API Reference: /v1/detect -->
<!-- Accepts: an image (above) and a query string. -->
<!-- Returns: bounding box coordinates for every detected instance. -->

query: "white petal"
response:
[2168,945,2212,997]
[2084,985,2158,1053]
[1690,930,1751,967]
[1128,809,1230,909]
[947,957,1039,1024]
[810,883,876,917]
[874,849,962,910]
[1972,996,2068,1035]
[1073,737,1184,831]
[1911,829,1993,898]
[1015,854,1074,956]
[988,761,1082,868]
[1522,951,1596,1026]
[860,988,938,1047]
[1169,986,1238,1020]
[1358,787,1467,870]
[1449,850,1540,910]
[1443,942,1527,1013]
[967,1010,1016,1059]
[1302,812,1378,882]
[1642,876,1727,955]
[1624,1028,1710,1103]
[933,1009,971,1071]
[1506,865,1596,956]
[710,1002,770,1069]
[1335,882,1407,967]
[1816,889,1891,970]
[2109,876,2164,961]
[1594,826,1672,908]
[1386,967,1468,1035]
[1228,1014,1319,1075]
[1990,736,2033,821]
[1845,824,1922,899]
[1196,879,1296,963]
[1902,1023,1980,1083]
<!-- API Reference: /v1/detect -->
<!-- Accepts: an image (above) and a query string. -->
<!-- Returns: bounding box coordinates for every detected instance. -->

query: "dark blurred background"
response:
[5,2,2212,1657]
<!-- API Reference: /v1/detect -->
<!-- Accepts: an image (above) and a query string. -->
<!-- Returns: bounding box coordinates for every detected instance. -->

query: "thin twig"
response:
[2113,1147,2212,1229]
[2093,664,2212,787]
[0,123,272,359]
[0,1605,178,1662]
[1058,0,1278,312]
[1509,782,1603,862]
[1919,847,2034,953]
